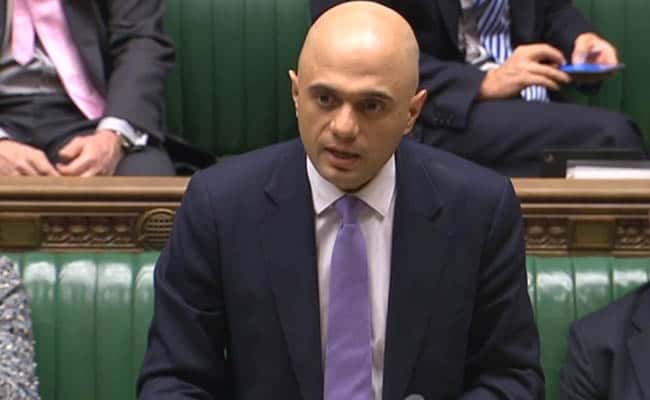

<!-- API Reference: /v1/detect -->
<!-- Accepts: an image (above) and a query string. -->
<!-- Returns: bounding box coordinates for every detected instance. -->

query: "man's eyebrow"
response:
[360,90,393,101]
[307,83,394,101]
[307,83,337,94]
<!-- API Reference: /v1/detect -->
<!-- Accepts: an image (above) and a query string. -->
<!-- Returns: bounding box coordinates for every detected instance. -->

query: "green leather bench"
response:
[163,0,309,157]
[163,0,650,158]
[528,256,650,399]
[4,253,649,399]
[7,253,156,400]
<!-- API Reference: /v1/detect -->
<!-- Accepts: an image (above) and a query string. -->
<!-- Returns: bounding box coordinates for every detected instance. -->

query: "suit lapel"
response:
[262,140,323,400]
[382,142,452,400]
[437,0,461,49]
[509,0,535,45]
[628,286,650,399]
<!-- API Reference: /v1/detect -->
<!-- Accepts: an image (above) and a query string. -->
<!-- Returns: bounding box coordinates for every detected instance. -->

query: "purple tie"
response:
[324,195,374,400]
[11,0,106,118]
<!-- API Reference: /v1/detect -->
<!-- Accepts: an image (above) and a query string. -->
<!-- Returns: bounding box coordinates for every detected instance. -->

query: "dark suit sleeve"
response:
[460,179,545,399]
[416,53,485,131]
[542,0,596,58]
[137,172,228,399]
[559,324,603,400]
[103,0,175,140]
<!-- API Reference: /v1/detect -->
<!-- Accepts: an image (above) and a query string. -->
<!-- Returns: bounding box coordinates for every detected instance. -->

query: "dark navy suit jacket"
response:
[137,138,543,399]
[561,283,650,400]
[311,0,594,132]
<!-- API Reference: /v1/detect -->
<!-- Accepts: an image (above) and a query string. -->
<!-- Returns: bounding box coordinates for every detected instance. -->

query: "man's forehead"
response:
[307,81,395,101]
[303,34,396,70]
[297,31,416,96]
[301,47,401,82]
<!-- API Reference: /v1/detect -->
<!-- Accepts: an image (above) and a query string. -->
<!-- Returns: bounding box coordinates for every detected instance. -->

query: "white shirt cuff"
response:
[479,62,500,72]
[0,127,11,140]
[97,117,149,147]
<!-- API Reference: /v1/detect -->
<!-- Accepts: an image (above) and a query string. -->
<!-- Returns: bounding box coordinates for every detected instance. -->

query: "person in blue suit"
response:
[311,0,647,177]
[137,2,543,399]
[560,283,650,400]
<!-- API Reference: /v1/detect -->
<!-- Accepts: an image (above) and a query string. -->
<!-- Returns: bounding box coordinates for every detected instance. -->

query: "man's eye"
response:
[363,100,384,113]
[317,95,333,107]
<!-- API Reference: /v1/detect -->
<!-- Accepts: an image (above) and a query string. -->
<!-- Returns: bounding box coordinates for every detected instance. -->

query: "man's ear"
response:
[288,70,299,115]
[404,89,428,135]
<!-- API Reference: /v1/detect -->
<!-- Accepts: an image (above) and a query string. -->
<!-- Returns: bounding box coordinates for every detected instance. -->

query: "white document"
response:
[566,160,650,179]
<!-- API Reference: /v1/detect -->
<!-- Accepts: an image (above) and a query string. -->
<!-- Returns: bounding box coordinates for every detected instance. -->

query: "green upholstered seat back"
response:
[163,0,310,157]
[572,0,650,148]
[7,253,157,400]
[162,0,649,156]
[528,256,650,400]
[3,253,649,399]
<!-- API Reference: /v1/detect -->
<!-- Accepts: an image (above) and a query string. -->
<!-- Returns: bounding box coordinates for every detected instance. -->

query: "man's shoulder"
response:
[192,139,303,194]
[399,138,510,197]
[571,283,650,345]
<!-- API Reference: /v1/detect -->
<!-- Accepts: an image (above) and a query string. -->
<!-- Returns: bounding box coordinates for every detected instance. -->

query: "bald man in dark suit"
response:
[138,3,543,399]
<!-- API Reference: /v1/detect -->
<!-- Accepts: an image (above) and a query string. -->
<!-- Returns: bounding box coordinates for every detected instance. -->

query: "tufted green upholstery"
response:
[6,253,156,400]
[163,0,310,156]
[528,256,650,400]
[2,253,648,399]
[162,0,649,156]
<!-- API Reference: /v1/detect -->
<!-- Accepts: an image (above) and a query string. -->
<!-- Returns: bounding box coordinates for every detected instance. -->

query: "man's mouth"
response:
[327,148,358,159]
[324,147,360,169]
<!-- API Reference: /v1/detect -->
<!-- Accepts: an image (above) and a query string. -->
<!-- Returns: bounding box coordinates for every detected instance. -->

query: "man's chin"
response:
[324,171,369,192]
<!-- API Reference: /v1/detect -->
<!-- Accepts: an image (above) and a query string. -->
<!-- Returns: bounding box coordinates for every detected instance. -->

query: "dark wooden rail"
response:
[0,177,648,254]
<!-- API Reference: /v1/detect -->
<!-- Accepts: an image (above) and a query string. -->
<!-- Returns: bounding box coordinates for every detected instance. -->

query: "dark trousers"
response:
[0,93,175,176]
[415,99,648,177]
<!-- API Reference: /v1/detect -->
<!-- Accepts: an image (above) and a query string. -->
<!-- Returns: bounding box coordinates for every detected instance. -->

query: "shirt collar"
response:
[306,155,396,219]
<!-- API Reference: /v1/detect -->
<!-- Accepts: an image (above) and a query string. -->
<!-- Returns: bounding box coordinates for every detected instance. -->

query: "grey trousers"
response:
[0,93,175,176]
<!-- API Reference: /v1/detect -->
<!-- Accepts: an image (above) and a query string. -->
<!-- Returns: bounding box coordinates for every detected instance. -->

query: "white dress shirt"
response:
[307,155,396,400]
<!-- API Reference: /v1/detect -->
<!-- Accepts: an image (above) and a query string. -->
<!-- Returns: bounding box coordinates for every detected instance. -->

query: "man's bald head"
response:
[289,1,427,191]
[298,1,420,93]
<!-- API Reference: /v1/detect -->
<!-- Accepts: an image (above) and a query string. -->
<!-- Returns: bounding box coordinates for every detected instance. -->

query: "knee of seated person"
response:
[589,111,646,149]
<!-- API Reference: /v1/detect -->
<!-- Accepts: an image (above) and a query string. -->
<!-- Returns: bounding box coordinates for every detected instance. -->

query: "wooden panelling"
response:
[0,177,648,254]
[516,179,650,255]
[0,177,188,252]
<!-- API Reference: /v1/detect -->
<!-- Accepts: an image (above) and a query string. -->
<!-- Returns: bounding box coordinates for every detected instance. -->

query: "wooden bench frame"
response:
[0,177,648,255]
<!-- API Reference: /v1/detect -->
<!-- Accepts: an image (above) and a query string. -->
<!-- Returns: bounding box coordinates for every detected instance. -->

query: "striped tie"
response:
[477,0,549,101]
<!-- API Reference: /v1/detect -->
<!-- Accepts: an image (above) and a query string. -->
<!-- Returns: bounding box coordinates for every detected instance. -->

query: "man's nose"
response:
[330,105,359,139]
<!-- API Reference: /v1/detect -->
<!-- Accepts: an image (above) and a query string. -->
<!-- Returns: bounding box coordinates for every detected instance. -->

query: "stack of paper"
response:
[566,160,650,179]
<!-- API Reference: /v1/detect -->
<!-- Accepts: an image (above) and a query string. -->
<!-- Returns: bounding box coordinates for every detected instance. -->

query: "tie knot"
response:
[334,195,363,225]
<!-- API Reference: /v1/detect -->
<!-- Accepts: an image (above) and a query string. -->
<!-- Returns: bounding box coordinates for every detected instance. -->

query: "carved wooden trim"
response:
[514,179,650,255]
[0,177,649,254]
[0,177,188,252]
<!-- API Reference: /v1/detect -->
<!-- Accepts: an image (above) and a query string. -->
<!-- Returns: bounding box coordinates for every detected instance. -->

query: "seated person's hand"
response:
[56,129,124,177]
[0,139,60,176]
[572,32,619,65]
[570,33,619,84]
[479,43,571,100]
